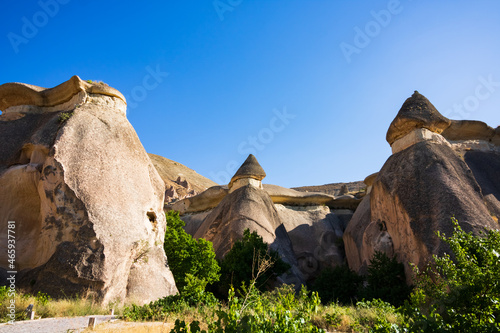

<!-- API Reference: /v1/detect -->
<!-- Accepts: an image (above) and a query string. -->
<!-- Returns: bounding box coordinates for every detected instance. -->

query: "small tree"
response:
[360,251,412,307]
[311,265,363,305]
[405,218,500,332]
[164,211,220,298]
[215,229,290,297]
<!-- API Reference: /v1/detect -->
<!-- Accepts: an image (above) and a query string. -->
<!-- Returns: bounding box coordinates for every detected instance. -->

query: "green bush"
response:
[188,285,323,333]
[311,265,363,305]
[360,251,412,307]
[215,229,290,298]
[404,217,500,332]
[164,211,220,299]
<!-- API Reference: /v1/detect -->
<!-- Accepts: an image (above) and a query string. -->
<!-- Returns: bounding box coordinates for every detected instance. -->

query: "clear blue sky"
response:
[1,0,500,188]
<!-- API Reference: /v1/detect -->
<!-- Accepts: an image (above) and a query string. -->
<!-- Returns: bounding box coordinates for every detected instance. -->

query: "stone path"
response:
[0,315,116,333]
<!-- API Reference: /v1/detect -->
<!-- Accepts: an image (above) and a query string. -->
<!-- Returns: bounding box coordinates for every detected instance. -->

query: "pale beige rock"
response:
[168,185,229,214]
[0,76,125,112]
[441,120,496,141]
[149,154,217,203]
[391,128,451,154]
[0,77,176,305]
[168,183,337,215]
[264,184,335,206]
[363,173,378,194]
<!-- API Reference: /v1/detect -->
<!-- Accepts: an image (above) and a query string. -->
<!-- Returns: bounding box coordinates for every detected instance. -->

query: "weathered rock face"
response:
[441,120,498,142]
[192,183,304,285]
[0,76,177,304]
[148,153,217,203]
[178,155,351,285]
[194,185,285,258]
[345,91,499,281]
[168,182,360,215]
[275,204,345,281]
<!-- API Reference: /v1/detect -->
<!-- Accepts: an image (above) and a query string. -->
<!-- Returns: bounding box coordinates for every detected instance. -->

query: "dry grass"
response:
[0,288,121,322]
[83,320,174,332]
[311,303,402,332]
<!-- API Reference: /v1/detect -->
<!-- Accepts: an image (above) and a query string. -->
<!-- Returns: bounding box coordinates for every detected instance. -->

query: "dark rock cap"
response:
[386,91,451,145]
[230,154,266,184]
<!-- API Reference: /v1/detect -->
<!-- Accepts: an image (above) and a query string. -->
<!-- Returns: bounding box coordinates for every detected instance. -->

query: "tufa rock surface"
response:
[0,76,177,304]
[180,155,348,285]
[149,153,217,203]
[345,91,500,280]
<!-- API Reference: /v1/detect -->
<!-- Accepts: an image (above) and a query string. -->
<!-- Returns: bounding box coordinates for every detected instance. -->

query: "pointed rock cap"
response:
[230,154,266,185]
[386,91,451,145]
[0,75,126,111]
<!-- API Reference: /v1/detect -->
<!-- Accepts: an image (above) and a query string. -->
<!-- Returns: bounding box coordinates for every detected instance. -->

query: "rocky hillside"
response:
[293,181,365,196]
[149,154,217,203]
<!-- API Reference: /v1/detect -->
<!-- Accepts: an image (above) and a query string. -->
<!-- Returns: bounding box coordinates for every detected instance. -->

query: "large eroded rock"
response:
[181,155,350,285]
[345,91,499,280]
[193,184,304,284]
[0,76,177,304]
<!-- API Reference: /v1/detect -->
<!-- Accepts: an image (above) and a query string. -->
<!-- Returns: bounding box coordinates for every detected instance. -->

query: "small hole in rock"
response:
[147,211,157,223]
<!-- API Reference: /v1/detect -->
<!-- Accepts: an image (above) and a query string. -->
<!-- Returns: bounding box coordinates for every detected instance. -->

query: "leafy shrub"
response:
[35,291,51,306]
[404,218,500,332]
[199,285,323,332]
[164,211,220,298]
[311,265,363,305]
[215,229,290,298]
[360,251,412,307]
[58,111,73,123]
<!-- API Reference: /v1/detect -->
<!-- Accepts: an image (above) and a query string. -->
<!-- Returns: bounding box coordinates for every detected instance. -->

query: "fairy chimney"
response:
[228,154,266,192]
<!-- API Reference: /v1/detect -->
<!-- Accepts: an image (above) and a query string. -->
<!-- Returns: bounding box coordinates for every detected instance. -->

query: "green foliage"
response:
[311,265,363,305]
[207,285,323,332]
[123,290,218,321]
[35,291,51,306]
[58,111,73,123]
[360,251,412,307]
[124,211,220,321]
[0,286,8,301]
[85,79,107,85]
[356,299,403,333]
[171,319,205,333]
[215,229,290,297]
[164,211,220,297]
[312,253,410,307]
[404,217,500,332]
